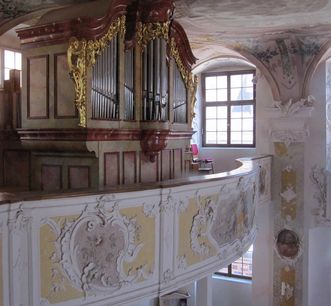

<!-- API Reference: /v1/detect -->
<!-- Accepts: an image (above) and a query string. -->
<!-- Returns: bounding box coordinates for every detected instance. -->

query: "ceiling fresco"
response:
[174,0,331,32]
[0,0,93,19]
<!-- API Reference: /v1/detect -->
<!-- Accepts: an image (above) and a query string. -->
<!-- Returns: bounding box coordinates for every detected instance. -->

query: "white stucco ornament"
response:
[273,95,315,117]
[267,95,315,146]
[58,196,147,296]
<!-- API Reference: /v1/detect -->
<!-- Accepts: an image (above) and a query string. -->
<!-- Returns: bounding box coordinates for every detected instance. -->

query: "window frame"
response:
[202,69,256,148]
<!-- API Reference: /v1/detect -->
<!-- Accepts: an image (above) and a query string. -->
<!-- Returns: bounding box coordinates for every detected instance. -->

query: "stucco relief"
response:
[210,176,256,249]
[58,196,146,296]
[310,165,330,225]
[189,175,257,259]
[270,130,309,147]
[273,95,315,116]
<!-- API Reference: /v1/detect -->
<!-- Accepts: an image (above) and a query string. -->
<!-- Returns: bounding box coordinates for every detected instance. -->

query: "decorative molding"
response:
[177,255,187,272]
[273,95,315,116]
[270,129,309,147]
[67,16,125,127]
[169,37,198,124]
[58,195,147,296]
[281,281,294,301]
[17,128,194,142]
[8,204,29,232]
[162,269,174,284]
[280,186,297,203]
[140,130,169,162]
[190,193,217,257]
[310,165,330,225]
[137,21,170,50]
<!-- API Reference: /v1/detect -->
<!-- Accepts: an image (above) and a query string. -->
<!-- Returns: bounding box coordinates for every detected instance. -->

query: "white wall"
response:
[308,227,331,306]
[212,276,252,306]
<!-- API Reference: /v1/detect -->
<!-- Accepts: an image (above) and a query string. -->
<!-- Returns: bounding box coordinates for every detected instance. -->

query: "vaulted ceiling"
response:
[2,0,331,65]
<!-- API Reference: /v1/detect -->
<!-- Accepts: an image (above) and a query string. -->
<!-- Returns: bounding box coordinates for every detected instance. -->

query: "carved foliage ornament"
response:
[169,37,198,124]
[136,21,170,50]
[59,196,145,296]
[67,16,126,127]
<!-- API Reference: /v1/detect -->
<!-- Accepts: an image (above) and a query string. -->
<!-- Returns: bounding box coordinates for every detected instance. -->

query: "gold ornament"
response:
[67,16,126,127]
[169,38,197,124]
[137,21,170,50]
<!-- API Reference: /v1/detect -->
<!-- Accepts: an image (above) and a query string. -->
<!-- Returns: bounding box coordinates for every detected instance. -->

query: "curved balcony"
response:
[0,155,271,306]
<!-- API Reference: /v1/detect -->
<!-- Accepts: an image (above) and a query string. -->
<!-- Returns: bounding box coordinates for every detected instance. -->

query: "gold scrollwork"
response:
[169,38,198,124]
[67,16,126,127]
[67,37,87,127]
[137,21,170,50]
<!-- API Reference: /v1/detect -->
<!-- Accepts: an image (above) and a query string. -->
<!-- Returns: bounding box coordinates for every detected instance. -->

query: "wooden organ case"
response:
[15,0,197,191]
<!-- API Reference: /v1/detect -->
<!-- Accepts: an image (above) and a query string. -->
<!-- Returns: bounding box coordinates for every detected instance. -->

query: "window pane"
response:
[206,132,217,144]
[231,87,242,100]
[232,258,244,276]
[217,119,227,131]
[231,132,241,144]
[242,132,253,144]
[4,50,15,69]
[243,104,254,117]
[217,89,227,101]
[206,119,217,131]
[242,87,254,100]
[15,52,22,69]
[242,74,253,87]
[217,132,227,144]
[217,106,227,119]
[206,89,217,102]
[206,76,217,89]
[217,75,227,88]
[206,107,217,119]
[231,75,242,88]
[231,119,242,131]
[243,118,253,130]
[231,105,242,118]
[4,68,10,80]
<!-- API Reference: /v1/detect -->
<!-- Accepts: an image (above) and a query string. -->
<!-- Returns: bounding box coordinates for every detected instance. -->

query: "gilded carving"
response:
[169,37,198,124]
[136,21,170,50]
[67,38,87,127]
[67,16,126,127]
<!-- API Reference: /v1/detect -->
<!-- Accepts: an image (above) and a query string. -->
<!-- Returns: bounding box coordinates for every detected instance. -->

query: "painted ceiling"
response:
[3,0,331,65]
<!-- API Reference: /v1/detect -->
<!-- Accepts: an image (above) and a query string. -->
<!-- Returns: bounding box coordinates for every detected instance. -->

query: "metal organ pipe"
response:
[91,35,119,120]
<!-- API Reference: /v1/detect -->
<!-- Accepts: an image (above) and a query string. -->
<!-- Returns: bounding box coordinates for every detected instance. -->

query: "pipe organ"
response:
[13,0,198,191]
[91,34,119,120]
[142,37,169,121]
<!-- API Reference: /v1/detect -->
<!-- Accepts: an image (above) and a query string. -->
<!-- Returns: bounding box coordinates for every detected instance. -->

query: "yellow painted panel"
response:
[178,195,217,266]
[40,223,83,304]
[280,267,295,306]
[121,206,155,278]
[275,142,288,157]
